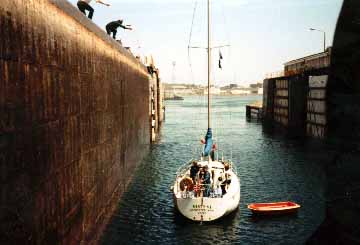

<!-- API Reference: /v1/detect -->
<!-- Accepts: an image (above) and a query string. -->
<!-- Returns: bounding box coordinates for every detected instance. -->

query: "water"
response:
[101,95,326,245]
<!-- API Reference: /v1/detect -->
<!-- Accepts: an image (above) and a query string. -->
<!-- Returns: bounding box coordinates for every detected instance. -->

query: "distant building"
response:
[170,85,187,89]
[220,84,237,90]
[165,88,194,96]
[163,84,197,96]
[204,86,221,95]
[250,83,263,89]
[230,89,251,95]
[249,83,263,94]
[163,83,263,96]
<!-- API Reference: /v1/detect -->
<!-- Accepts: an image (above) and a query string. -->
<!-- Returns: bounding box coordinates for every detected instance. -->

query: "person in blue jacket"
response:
[203,165,211,197]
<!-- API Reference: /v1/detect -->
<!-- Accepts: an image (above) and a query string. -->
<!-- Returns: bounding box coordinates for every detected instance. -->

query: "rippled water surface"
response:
[101,96,326,245]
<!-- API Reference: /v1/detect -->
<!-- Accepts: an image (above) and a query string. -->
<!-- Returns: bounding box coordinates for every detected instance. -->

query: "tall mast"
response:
[207,0,211,129]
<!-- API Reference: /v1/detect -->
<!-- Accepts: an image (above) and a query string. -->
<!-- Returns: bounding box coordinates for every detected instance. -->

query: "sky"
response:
[69,0,343,86]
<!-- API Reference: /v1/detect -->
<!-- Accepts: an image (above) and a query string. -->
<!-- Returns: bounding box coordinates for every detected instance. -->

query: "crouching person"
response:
[106,19,132,39]
[77,0,110,20]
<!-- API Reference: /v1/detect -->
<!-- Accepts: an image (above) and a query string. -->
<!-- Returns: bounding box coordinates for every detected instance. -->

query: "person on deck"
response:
[220,175,227,195]
[214,177,223,197]
[195,167,204,197]
[219,168,228,195]
[105,20,132,39]
[224,163,232,191]
[210,143,216,161]
[190,161,199,183]
[201,138,216,161]
[77,0,110,20]
[203,165,211,197]
[197,167,205,184]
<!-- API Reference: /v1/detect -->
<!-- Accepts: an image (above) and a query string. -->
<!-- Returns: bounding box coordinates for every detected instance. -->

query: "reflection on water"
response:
[101,96,327,245]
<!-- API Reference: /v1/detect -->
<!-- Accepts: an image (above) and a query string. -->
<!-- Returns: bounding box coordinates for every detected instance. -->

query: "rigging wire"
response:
[188,0,198,83]
[187,1,198,157]
[188,1,205,159]
[187,0,236,161]
[219,0,236,162]
[205,0,233,162]
[219,0,231,53]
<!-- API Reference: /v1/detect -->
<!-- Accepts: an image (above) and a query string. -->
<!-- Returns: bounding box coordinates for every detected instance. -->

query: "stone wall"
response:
[0,0,151,243]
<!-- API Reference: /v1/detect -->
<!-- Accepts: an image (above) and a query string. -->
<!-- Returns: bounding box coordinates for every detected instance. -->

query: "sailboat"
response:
[171,0,240,222]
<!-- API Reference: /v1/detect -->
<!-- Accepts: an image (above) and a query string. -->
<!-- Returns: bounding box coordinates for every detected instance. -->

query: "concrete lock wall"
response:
[262,68,328,138]
[157,72,164,124]
[307,75,327,138]
[0,0,152,243]
[149,72,158,142]
[149,69,164,142]
[262,78,275,122]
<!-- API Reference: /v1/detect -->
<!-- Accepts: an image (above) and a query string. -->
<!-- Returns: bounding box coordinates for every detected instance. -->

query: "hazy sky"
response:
[69,0,343,85]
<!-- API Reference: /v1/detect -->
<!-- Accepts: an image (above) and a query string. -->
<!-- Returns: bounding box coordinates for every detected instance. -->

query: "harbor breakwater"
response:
[0,0,162,243]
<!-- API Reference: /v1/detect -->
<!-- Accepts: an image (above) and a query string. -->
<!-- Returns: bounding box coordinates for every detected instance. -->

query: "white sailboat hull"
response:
[173,163,240,222]
[170,0,241,223]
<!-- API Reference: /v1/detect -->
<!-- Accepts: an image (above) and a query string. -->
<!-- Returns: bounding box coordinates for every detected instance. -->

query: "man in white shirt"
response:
[77,0,110,20]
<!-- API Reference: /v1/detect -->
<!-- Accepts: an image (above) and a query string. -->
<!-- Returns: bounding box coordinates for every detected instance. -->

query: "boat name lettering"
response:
[192,204,212,209]
[189,209,214,213]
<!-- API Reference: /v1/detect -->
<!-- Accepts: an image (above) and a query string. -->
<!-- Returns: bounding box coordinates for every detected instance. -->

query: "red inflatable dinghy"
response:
[247,201,300,215]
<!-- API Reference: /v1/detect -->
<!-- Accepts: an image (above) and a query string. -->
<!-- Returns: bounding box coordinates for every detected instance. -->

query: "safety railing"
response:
[175,157,238,179]
[192,145,234,163]
[180,183,224,199]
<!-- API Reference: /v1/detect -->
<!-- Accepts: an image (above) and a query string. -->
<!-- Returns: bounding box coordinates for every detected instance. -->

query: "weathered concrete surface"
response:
[307,0,360,243]
[263,66,330,138]
[0,0,151,244]
[149,69,164,142]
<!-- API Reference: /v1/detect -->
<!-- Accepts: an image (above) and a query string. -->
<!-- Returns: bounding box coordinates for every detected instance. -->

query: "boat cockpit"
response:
[176,160,235,199]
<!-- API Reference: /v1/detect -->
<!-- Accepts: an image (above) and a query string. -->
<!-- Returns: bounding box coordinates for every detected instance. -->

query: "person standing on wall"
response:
[77,0,110,20]
[105,20,132,39]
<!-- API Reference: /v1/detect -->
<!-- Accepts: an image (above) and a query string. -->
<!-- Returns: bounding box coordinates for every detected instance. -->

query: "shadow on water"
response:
[248,212,299,224]
[173,208,241,245]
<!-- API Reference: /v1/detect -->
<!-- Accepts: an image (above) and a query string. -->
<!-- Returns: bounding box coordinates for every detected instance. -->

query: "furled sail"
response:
[203,128,213,157]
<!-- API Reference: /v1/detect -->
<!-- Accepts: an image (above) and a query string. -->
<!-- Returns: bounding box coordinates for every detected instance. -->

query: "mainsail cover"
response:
[203,128,213,157]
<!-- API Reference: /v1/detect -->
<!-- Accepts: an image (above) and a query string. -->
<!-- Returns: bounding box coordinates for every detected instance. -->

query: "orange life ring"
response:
[180,177,194,191]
